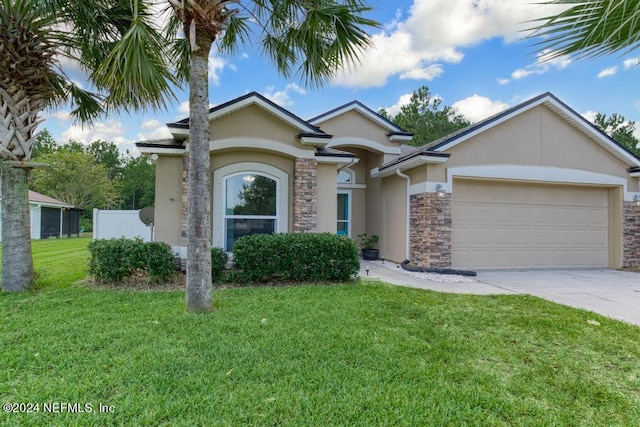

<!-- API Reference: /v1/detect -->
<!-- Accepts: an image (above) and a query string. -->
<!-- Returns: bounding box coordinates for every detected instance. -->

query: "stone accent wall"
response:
[181,152,189,245]
[623,201,640,267]
[293,158,317,233]
[409,192,452,268]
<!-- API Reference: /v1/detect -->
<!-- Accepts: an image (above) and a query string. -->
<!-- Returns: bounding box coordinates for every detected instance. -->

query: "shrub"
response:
[232,233,359,283]
[211,247,228,282]
[88,238,175,283]
[145,242,177,281]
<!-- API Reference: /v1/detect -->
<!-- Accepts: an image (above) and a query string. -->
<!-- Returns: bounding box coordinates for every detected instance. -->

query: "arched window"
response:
[213,162,288,251]
[224,173,278,250]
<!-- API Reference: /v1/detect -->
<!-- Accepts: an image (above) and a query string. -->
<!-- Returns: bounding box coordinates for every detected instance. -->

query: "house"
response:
[0,190,82,240]
[136,92,640,270]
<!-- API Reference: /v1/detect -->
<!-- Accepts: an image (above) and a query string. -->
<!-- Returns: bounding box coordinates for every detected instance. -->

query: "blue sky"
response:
[43,0,640,154]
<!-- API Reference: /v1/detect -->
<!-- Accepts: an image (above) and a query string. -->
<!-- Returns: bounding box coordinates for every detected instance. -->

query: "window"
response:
[338,169,353,184]
[337,191,351,236]
[224,173,277,250]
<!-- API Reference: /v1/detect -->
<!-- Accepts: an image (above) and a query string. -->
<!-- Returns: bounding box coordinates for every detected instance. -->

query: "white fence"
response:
[93,209,152,242]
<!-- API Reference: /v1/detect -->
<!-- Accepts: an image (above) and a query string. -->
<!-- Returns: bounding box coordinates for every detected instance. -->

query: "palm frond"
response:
[531,0,640,59]
[255,0,379,87]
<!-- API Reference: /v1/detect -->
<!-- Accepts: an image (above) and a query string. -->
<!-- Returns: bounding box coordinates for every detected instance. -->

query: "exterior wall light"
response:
[435,183,445,197]
[634,194,640,207]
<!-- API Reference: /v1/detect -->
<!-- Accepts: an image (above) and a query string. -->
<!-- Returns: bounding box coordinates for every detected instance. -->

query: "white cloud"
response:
[582,110,598,123]
[384,93,414,117]
[452,94,509,123]
[263,83,307,107]
[136,119,172,141]
[178,101,190,115]
[509,49,572,81]
[59,120,131,150]
[597,66,618,78]
[208,53,226,85]
[334,0,566,88]
[497,78,510,85]
[624,57,640,69]
[46,110,71,122]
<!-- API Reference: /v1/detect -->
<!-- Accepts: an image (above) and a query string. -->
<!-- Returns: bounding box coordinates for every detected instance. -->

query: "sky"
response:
[42,0,640,155]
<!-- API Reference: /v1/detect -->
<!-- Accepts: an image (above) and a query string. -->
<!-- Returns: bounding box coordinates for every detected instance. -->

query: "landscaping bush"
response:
[145,242,178,280]
[232,233,359,283]
[88,238,175,283]
[211,247,228,282]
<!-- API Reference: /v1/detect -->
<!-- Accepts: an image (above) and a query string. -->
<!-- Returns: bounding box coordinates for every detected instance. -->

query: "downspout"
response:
[395,169,411,260]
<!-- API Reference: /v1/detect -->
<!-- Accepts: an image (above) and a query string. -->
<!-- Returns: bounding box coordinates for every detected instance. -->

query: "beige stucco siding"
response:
[365,151,384,242]
[209,104,302,148]
[425,105,636,190]
[349,188,366,239]
[154,156,183,245]
[381,175,407,262]
[315,110,397,149]
[317,163,337,233]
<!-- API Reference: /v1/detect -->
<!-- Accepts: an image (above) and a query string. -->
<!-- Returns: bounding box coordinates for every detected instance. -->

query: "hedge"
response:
[231,233,360,283]
[88,238,175,283]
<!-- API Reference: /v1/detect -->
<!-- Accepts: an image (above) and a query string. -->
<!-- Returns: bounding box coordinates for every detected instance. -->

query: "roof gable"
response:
[424,92,640,168]
[309,100,412,142]
[167,92,326,138]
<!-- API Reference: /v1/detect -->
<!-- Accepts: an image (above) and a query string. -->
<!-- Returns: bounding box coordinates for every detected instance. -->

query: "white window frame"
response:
[213,162,288,249]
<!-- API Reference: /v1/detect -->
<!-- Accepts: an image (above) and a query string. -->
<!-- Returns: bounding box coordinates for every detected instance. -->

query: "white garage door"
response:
[452,180,609,269]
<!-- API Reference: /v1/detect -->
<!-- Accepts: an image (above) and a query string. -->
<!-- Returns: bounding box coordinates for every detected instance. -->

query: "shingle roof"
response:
[28,191,72,207]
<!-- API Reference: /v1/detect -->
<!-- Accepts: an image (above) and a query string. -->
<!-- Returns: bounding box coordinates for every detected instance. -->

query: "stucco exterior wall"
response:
[209,104,301,147]
[154,155,183,245]
[381,174,407,262]
[316,163,337,233]
[314,110,397,149]
[424,105,637,191]
[365,151,384,244]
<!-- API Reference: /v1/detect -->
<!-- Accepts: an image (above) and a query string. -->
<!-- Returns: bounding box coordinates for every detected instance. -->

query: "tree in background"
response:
[379,86,470,146]
[593,113,640,156]
[30,133,156,212]
[32,151,118,211]
[88,140,122,181]
[166,0,379,311]
[119,154,155,210]
[0,0,177,291]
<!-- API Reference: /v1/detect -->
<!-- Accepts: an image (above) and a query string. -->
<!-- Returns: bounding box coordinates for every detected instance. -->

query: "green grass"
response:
[1,238,640,426]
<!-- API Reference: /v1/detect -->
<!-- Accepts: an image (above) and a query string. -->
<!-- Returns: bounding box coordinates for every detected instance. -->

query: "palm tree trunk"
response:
[1,164,34,291]
[186,30,213,311]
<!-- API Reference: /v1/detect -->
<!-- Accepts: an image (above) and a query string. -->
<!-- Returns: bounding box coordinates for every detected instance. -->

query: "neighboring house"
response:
[0,191,82,241]
[136,92,640,270]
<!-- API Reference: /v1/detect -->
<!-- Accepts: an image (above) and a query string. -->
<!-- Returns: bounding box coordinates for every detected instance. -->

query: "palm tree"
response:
[0,0,178,291]
[166,0,378,311]
[531,0,640,59]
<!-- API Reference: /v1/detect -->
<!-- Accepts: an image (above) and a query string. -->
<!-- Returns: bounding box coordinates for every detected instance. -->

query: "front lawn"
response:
[1,238,639,426]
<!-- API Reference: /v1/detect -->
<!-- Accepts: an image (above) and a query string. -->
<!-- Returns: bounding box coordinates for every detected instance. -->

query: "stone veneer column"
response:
[623,201,640,267]
[409,192,452,267]
[293,158,317,233]
[181,151,189,246]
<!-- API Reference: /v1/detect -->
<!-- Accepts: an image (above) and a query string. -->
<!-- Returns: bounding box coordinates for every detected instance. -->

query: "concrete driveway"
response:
[360,261,640,327]
[476,269,640,326]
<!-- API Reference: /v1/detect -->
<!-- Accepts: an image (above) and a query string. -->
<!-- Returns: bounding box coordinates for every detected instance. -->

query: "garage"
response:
[452,179,611,270]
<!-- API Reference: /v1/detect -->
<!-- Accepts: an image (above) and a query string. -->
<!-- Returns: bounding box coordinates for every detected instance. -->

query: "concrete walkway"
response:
[359,261,640,327]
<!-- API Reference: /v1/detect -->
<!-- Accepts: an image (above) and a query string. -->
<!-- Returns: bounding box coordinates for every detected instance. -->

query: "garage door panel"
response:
[452,180,609,269]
